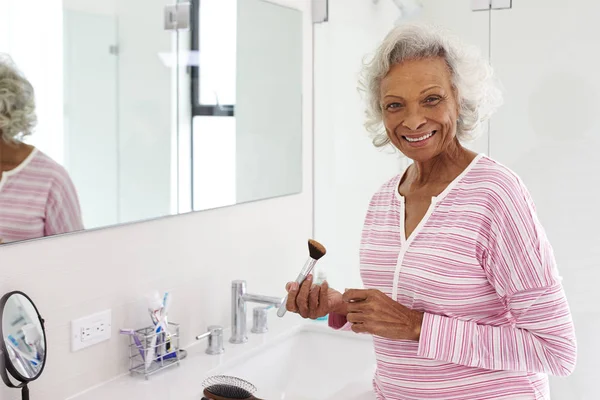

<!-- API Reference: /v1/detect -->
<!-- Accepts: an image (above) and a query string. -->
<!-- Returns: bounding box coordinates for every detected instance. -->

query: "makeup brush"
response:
[277,239,327,318]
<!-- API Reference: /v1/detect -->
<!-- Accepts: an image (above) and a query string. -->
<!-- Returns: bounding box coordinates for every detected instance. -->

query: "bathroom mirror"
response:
[0,0,303,245]
[0,291,47,400]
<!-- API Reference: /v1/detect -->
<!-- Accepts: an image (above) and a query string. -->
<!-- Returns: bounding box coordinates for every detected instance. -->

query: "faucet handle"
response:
[196,325,225,355]
[251,306,269,334]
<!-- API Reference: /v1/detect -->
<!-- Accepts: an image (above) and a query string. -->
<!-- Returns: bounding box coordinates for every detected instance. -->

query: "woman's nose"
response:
[401,108,427,131]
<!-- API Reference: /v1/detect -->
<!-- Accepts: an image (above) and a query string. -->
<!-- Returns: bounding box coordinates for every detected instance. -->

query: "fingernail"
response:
[292,283,299,291]
[311,284,317,290]
[307,274,313,281]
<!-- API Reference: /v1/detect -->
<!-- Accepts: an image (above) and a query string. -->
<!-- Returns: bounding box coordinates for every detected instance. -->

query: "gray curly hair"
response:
[359,23,503,148]
[0,54,37,143]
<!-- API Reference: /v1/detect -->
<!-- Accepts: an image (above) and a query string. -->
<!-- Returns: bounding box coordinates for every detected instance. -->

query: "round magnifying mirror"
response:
[0,291,47,400]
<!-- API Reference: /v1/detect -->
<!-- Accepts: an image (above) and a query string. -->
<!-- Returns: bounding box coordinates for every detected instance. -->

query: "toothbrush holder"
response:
[127,322,181,380]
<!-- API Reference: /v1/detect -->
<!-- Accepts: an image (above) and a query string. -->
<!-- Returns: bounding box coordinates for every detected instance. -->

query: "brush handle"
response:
[277,258,317,317]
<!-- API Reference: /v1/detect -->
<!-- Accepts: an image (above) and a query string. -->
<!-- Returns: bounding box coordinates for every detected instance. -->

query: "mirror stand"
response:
[0,353,30,400]
[21,383,29,400]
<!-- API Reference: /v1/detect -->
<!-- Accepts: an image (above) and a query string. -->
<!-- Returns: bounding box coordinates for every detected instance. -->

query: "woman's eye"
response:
[385,103,402,110]
[424,96,441,104]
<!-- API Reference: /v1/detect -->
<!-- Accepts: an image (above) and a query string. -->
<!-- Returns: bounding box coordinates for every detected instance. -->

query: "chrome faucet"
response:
[230,280,283,344]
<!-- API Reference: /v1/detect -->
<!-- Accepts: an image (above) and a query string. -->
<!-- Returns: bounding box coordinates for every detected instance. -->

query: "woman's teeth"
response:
[404,131,436,142]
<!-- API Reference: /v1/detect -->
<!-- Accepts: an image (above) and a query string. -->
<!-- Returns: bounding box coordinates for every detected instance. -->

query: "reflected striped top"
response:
[330,154,576,400]
[0,148,83,243]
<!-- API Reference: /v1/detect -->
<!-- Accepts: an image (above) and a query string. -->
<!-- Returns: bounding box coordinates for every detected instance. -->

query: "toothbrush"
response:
[21,324,44,363]
[6,336,39,367]
[120,329,145,361]
[5,341,36,377]
[144,318,168,370]
[277,239,327,317]
[145,329,159,370]
[161,293,173,353]
[162,292,171,317]
[148,291,162,327]
[145,291,165,369]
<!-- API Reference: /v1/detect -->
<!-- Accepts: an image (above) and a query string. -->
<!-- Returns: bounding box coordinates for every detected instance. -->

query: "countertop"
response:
[67,311,377,400]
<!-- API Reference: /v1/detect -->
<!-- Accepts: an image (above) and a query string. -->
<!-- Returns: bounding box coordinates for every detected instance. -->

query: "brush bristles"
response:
[205,384,252,399]
[308,239,326,260]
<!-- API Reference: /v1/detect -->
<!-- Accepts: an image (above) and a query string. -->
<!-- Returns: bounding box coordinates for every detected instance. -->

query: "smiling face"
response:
[380,57,460,162]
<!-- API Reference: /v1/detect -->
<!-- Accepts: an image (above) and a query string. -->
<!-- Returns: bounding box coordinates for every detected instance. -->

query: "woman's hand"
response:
[343,289,424,341]
[285,274,345,319]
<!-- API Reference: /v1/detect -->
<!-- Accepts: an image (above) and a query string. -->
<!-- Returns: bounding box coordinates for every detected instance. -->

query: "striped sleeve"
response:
[417,174,577,376]
[44,166,84,235]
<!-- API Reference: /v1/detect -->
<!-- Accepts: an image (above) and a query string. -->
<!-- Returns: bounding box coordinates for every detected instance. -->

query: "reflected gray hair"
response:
[0,54,37,143]
[359,23,503,147]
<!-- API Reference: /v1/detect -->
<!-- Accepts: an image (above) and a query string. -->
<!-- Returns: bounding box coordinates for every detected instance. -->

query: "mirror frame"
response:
[0,291,47,386]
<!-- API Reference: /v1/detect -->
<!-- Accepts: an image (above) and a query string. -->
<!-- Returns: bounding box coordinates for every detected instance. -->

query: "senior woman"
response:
[285,24,576,400]
[0,56,83,243]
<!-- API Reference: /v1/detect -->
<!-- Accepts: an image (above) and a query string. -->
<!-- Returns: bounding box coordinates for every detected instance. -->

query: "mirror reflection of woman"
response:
[0,55,83,244]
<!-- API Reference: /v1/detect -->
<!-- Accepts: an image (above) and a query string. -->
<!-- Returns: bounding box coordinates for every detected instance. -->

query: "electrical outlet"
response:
[71,310,112,352]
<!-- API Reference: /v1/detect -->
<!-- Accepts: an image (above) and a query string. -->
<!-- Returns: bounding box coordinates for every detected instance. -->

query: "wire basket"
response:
[127,322,181,379]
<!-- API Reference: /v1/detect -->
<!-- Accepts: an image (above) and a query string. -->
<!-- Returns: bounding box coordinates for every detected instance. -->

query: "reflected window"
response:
[191,0,236,117]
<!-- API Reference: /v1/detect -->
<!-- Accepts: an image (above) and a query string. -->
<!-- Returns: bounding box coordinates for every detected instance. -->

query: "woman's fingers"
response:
[346,311,366,324]
[286,277,339,319]
[297,275,313,318]
[285,282,299,313]
[342,289,370,303]
[318,280,330,316]
[350,322,368,334]
[308,284,321,319]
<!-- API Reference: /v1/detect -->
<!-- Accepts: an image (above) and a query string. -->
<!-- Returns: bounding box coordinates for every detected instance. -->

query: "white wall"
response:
[235,0,304,204]
[0,0,7,53]
[0,2,314,400]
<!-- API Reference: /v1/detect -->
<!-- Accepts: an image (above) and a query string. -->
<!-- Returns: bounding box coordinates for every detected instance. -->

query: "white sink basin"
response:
[213,323,377,400]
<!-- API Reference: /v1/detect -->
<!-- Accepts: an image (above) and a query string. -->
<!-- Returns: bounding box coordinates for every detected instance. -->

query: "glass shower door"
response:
[62,1,186,229]
[112,1,185,224]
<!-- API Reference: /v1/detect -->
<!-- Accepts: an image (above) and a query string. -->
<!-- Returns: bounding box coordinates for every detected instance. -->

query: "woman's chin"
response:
[398,142,440,162]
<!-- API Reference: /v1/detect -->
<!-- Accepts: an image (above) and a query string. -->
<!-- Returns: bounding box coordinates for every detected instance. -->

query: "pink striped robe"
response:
[330,154,576,399]
[0,148,83,243]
